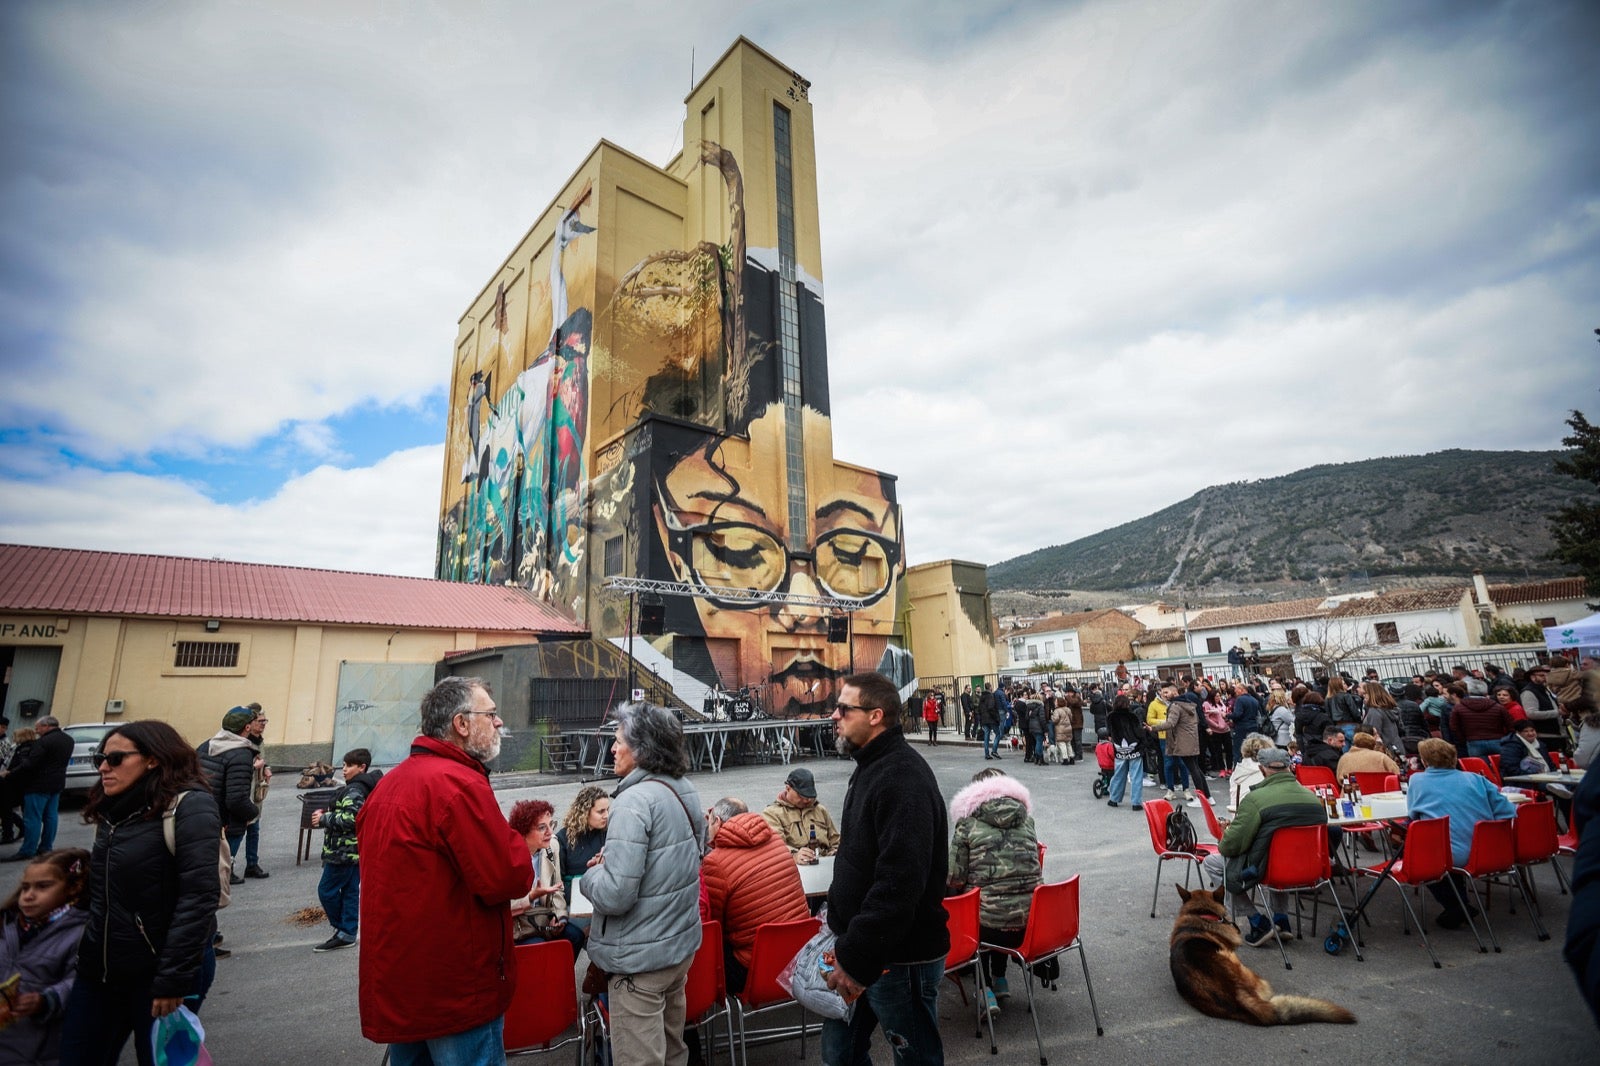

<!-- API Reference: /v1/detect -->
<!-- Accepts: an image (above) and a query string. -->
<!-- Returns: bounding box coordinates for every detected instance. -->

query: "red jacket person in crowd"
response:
[357,677,533,1063]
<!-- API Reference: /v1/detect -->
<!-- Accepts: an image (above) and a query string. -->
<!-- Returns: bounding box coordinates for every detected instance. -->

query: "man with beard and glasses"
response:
[822,672,949,1066]
[356,677,532,1064]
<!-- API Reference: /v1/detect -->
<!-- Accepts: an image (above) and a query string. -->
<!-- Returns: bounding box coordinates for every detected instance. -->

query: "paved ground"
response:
[52,733,1594,1064]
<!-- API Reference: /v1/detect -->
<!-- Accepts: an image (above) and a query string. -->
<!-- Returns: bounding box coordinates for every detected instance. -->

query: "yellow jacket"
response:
[760,798,841,856]
[1146,696,1171,737]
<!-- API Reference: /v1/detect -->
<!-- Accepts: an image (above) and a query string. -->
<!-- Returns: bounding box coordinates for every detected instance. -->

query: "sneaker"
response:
[1106,800,1120,808]
[228,872,245,885]
[992,975,1010,1000]
[1188,795,1204,808]
[244,865,270,879]
[983,989,999,1016]
[1246,917,1281,947]
[1164,790,1177,803]
[1130,803,1144,811]
[212,945,232,959]
[1273,915,1294,940]
[1434,910,1467,931]
[314,935,356,953]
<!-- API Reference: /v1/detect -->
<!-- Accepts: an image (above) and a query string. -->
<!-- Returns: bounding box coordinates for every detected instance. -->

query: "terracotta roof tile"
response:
[0,544,585,633]
[1188,596,1329,630]
[1487,577,1589,607]
[1328,588,1468,617]
[1134,627,1186,643]
[1014,608,1137,637]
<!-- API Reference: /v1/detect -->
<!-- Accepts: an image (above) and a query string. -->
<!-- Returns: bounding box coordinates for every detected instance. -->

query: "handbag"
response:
[151,1005,211,1066]
[777,921,854,1021]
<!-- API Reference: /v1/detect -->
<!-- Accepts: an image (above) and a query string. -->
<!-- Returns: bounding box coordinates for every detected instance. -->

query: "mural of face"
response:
[653,401,901,717]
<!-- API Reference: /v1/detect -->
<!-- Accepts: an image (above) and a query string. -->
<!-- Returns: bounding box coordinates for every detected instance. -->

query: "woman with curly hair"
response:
[508,800,585,958]
[556,785,610,921]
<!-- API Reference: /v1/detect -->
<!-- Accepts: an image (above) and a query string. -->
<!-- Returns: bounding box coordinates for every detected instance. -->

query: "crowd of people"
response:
[6,652,1596,1064]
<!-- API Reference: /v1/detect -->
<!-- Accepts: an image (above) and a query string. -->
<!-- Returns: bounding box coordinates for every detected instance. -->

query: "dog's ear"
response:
[1175,884,1191,902]
[1210,884,1226,903]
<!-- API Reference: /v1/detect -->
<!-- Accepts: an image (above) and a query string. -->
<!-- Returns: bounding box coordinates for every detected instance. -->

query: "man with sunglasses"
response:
[357,676,532,1065]
[822,672,949,1066]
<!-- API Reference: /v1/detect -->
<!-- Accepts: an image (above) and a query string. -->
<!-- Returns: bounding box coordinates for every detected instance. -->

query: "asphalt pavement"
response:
[48,732,1594,1064]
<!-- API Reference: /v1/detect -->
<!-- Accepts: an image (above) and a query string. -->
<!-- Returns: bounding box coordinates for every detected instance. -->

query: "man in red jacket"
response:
[701,795,810,993]
[357,677,533,1063]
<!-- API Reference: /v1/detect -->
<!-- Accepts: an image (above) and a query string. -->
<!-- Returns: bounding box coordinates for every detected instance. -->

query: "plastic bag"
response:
[152,1005,212,1066]
[776,923,854,1022]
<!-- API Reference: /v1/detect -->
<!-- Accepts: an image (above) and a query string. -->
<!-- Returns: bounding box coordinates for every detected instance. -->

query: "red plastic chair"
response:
[1143,799,1216,918]
[1294,764,1337,791]
[732,916,821,1066]
[503,939,585,1062]
[1194,792,1226,842]
[1459,757,1499,786]
[1456,819,1548,950]
[1255,824,1362,970]
[686,921,735,1066]
[1513,801,1572,901]
[1486,754,1504,784]
[1351,771,1398,797]
[1354,816,1472,967]
[978,876,1104,1065]
[942,888,996,1052]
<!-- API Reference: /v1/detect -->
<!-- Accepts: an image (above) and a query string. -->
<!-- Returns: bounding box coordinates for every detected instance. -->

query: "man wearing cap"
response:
[197,706,264,884]
[1522,664,1566,749]
[1201,746,1329,949]
[761,768,840,864]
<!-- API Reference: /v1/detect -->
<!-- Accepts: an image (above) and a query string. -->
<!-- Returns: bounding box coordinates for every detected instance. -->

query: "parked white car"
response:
[63,723,118,795]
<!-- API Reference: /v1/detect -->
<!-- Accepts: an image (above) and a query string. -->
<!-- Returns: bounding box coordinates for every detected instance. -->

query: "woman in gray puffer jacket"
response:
[583,702,703,1066]
[948,769,1040,1005]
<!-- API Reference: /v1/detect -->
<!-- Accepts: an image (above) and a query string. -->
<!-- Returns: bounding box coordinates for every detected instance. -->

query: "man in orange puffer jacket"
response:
[701,796,811,993]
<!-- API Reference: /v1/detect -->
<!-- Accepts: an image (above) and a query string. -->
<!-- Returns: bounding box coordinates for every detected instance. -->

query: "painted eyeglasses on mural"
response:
[657,493,899,610]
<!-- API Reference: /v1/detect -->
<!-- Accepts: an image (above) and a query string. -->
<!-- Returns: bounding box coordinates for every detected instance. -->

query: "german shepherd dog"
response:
[1169,885,1356,1026]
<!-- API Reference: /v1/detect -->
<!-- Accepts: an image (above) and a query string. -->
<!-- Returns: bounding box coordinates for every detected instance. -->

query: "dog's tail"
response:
[1270,994,1356,1025]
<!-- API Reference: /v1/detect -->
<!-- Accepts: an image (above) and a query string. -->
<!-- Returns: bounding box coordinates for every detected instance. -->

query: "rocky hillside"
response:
[989,450,1576,594]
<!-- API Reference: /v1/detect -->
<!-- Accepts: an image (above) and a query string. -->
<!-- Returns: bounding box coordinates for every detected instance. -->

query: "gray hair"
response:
[1239,733,1275,761]
[35,715,59,729]
[612,702,689,777]
[711,796,747,821]
[419,677,491,740]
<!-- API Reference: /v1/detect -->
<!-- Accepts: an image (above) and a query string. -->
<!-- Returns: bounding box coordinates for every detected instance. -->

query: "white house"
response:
[1183,596,1333,658]
[1324,588,1478,650]
[1486,577,1591,628]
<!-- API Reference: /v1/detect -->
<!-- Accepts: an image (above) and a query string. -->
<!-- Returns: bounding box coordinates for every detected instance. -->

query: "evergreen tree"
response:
[1550,398,1600,606]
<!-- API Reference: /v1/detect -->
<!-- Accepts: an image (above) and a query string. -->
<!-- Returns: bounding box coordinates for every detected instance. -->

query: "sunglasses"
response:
[92,750,140,768]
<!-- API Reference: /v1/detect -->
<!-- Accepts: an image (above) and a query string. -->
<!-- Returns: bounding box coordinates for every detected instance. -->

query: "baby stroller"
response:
[1091,731,1115,798]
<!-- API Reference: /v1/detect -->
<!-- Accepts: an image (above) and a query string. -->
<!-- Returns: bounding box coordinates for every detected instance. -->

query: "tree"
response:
[1549,398,1600,608]
[1291,616,1383,678]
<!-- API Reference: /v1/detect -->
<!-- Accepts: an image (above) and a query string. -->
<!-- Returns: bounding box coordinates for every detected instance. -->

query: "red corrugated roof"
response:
[0,544,586,633]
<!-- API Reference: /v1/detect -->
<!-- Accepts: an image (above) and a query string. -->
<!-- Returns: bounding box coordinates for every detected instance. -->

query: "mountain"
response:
[989,450,1577,594]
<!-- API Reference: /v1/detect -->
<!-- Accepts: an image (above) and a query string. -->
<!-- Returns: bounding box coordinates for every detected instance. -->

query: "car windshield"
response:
[67,725,117,748]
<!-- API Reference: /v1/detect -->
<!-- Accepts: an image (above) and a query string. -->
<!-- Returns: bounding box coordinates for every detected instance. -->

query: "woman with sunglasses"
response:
[59,721,221,1066]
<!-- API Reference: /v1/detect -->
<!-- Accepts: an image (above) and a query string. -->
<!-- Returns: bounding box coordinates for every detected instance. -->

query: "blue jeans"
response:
[1162,748,1190,790]
[318,863,361,939]
[389,1017,506,1066]
[982,725,1000,757]
[225,822,261,868]
[1466,739,1500,759]
[19,792,59,856]
[821,958,943,1066]
[1109,758,1143,805]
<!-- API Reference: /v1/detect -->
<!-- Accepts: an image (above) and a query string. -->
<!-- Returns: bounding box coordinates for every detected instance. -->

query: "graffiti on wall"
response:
[442,139,907,717]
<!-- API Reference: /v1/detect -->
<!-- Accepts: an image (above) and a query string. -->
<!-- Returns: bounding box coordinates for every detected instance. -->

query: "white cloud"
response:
[0,446,443,577]
[1,0,1595,575]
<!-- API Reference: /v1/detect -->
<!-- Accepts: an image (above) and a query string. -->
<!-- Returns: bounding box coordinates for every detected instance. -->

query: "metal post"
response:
[848,611,855,673]
[628,591,637,697]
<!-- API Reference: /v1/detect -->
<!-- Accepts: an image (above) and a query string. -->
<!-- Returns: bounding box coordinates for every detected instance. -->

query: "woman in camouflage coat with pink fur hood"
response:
[947,770,1041,990]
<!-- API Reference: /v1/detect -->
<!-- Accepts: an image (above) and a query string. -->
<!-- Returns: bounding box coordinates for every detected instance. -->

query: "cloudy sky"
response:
[2,0,1596,579]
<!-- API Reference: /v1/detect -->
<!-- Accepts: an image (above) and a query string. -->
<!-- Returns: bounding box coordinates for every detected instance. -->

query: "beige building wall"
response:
[903,561,996,681]
[1,612,535,749]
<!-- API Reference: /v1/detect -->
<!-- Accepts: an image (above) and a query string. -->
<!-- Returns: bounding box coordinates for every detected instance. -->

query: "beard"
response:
[466,730,503,765]
[834,732,860,757]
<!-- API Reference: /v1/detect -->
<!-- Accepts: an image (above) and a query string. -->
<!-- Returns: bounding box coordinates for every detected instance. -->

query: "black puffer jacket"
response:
[78,784,221,999]
[6,727,73,793]
[196,730,258,830]
[827,727,949,986]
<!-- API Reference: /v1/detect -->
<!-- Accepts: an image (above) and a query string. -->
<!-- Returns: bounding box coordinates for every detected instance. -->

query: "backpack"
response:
[164,791,234,911]
[1031,955,1061,987]
[1165,807,1200,855]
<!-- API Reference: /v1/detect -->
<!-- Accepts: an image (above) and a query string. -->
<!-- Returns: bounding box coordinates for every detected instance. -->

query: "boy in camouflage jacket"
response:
[310,749,383,952]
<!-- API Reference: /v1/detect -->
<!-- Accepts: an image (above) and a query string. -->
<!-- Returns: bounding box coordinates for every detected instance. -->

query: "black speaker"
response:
[827,616,849,643]
[640,602,666,635]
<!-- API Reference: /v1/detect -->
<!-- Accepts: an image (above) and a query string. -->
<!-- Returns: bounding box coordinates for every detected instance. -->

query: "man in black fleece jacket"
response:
[823,671,949,1066]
